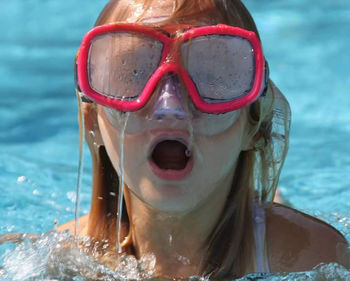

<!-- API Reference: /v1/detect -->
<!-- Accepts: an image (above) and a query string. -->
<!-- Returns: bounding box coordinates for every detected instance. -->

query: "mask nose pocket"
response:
[151,74,187,120]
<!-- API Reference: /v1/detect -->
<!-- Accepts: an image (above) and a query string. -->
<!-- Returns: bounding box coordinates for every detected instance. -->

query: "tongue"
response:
[152,140,189,170]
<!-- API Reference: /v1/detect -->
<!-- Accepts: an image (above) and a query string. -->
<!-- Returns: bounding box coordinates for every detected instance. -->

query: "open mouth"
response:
[149,138,193,181]
[151,140,190,170]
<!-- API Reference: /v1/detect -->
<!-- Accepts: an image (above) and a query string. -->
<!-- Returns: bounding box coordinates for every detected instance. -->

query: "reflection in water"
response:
[0,231,349,280]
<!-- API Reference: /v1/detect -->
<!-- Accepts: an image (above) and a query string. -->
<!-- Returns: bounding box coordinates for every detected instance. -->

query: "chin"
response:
[132,179,202,214]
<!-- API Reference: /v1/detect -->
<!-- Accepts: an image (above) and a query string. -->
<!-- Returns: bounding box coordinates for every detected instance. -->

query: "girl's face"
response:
[96,0,252,213]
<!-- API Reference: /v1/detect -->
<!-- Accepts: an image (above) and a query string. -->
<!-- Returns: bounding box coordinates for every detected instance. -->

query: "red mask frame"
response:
[77,23,266,114]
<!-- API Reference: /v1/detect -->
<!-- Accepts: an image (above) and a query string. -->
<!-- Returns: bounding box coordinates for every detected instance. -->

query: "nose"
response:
[150,74,187,120]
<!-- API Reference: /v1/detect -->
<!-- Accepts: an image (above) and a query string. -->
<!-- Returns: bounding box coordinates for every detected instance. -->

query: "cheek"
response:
[97,110,122,173]
[103,106,147,134]
[191,109,240,136]
[97,107,151,192]
[97,107,141,176]
[196,113,247,179]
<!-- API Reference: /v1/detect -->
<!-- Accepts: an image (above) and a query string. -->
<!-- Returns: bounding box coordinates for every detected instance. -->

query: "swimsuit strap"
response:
[253,202,271,273]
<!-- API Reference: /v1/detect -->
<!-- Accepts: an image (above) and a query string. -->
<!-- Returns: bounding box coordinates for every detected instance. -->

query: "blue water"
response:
[0,0,349,279]
[0,1,106,234]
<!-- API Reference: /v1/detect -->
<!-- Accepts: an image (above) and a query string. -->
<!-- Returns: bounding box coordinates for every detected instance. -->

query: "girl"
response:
[60,0,349,278]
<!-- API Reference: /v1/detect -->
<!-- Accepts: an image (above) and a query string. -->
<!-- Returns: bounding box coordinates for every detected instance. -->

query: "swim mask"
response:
[76,23,268,114]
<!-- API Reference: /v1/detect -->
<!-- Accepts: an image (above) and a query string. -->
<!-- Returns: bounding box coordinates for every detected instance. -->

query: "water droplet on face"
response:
[168,235,173,244]
[175,254,191,265]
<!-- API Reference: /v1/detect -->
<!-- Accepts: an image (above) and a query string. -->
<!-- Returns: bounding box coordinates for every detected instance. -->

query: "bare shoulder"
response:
[57,214,89,236]
[265,203,349,272]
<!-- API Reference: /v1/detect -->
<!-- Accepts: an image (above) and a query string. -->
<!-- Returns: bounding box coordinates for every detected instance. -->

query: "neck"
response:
[123,173,233,278]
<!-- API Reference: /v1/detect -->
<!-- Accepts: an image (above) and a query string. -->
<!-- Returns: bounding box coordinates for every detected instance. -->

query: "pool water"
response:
[0,0,349,280]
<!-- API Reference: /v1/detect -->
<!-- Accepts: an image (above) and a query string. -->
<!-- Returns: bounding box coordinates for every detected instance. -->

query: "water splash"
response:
[115,253,156,280]
[0,231,156,281]
[1,231,349,281]
[0,231,349,281]
[236,263,350,281]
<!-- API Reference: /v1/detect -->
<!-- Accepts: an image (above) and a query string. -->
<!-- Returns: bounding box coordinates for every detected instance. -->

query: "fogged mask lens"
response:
[88,33,163,100]
[181,35,255,103]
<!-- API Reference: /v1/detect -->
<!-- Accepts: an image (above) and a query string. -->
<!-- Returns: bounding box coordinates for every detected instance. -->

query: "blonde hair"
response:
[80,0,291,278]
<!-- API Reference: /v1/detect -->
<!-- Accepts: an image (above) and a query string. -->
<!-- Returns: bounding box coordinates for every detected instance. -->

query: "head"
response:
[76,0,291,278]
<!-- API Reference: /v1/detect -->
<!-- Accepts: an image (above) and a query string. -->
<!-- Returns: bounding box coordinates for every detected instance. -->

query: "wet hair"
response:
[80,0,290,278]
[95,0,259,32]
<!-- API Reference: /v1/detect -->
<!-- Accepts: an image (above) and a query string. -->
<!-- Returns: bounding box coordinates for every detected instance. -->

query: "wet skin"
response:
[266,203,349,272]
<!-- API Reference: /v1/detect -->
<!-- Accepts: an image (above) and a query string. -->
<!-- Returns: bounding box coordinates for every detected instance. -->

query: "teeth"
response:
[185,149,191,157]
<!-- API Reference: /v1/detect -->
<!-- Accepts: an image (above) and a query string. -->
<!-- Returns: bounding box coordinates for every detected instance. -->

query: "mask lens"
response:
[181,35,255,103]
[88,32,163,100]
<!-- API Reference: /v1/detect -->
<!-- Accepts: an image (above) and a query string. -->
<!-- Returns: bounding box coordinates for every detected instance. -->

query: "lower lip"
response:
[149,158,194,181]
